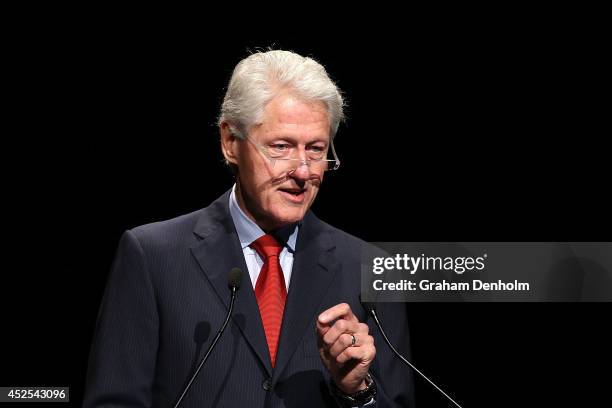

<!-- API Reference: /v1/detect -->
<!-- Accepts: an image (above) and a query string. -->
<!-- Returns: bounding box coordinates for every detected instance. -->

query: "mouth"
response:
[278,187,306,204]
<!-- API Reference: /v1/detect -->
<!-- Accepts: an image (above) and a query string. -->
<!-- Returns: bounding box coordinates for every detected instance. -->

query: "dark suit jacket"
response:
[84,190,415,407]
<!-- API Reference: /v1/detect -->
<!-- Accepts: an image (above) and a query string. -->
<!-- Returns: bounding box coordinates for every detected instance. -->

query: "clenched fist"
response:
[316,303,376,394]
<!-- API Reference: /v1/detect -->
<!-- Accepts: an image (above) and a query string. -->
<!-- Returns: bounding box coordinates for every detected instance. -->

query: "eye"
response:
[307,145,325,153]
[270,143,290,151]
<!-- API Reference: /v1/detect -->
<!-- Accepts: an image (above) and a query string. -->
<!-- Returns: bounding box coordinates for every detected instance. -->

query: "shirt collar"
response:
[229,184,298,252]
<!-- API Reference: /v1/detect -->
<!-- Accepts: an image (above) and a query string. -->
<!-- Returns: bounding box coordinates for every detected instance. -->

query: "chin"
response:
[270,209,306,228]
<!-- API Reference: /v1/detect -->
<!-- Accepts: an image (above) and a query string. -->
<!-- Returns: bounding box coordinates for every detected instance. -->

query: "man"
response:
[84,50,414,407]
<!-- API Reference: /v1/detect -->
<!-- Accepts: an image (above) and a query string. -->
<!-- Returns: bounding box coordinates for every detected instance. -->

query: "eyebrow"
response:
[269,135,329,145]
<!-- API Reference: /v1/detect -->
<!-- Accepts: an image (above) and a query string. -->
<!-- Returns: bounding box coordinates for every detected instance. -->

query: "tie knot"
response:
[250,234,283,258]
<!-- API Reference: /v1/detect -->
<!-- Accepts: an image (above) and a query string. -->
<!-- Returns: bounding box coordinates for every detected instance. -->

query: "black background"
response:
[2,29,610,408]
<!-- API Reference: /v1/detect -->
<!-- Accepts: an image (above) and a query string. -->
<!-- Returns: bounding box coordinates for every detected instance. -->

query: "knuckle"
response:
[336,352,346,363]
[335,319,347,332]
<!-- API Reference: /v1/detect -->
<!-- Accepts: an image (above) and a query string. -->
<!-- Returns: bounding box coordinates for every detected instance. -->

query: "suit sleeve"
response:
[83,230,159,407]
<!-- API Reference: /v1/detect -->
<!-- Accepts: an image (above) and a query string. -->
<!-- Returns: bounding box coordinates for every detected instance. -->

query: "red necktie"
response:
[250,234,287,368]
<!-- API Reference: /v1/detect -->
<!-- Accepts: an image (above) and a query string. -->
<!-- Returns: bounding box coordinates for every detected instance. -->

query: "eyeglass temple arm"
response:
[330,138,341,169]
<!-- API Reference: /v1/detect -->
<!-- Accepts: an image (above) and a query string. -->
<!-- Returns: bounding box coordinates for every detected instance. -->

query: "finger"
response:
[323,321,369,350]
[322,318,361,350]
[317,303,354,340]
[328,333,357,358]
[316,318,332,339]
[336,339,376,364]
[327,323,370,357]
[318,303,359,325]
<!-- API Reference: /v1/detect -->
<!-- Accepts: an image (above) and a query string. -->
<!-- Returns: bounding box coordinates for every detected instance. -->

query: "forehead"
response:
[259,94,330,139]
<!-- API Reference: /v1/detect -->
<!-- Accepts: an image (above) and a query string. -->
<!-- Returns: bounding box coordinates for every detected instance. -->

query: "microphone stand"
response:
[367,306,463,408]
[173,283,239,408]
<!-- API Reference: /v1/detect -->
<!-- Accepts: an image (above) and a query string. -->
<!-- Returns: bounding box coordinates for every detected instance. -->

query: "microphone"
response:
[173,268,243,408]
[361,300,463,408]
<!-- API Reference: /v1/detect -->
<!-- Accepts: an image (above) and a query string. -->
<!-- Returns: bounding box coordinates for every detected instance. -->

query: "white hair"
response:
[218,50,345,139]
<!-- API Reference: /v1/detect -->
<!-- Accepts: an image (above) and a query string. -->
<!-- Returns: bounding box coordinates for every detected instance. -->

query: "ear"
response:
[220,122,240,166]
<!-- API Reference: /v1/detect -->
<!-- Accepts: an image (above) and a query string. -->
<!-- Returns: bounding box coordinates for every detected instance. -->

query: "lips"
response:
[279,187,306,203]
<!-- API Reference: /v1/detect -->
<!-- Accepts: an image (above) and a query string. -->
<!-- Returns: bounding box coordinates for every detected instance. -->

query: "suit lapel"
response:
[272,212,338,383]
[190,191,273,376]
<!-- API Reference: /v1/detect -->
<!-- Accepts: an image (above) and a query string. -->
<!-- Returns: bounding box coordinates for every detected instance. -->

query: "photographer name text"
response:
[373,279,530,292]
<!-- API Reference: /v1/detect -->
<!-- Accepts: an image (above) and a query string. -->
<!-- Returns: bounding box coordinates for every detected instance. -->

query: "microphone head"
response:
[228,267,243,290]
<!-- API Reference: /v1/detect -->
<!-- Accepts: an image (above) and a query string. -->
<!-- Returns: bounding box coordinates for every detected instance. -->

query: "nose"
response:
[287,146,312,180]
[288,159,311,181]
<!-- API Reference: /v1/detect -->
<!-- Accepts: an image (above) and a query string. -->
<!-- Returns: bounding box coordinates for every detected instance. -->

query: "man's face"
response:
[224,93,331,231]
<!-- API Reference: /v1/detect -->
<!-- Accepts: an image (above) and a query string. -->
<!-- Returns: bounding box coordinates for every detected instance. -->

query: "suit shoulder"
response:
[314,216,369,252]
[127,208,204,248]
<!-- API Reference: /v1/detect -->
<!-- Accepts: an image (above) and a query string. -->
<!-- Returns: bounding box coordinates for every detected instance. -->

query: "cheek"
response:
[309,186,320,201]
